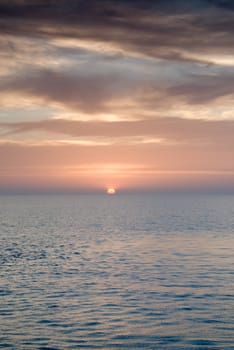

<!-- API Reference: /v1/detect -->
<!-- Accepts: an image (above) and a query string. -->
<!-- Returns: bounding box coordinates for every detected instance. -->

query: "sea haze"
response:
[0,194,234,349]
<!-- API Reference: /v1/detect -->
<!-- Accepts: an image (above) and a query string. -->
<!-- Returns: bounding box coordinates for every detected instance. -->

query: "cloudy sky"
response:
[0,0,234,193]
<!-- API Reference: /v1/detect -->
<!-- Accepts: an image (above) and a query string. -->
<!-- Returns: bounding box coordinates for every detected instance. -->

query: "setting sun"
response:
[107,188,116,195]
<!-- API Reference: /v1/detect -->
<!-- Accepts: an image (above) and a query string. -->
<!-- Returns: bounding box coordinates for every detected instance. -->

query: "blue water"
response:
[0,194,234,349]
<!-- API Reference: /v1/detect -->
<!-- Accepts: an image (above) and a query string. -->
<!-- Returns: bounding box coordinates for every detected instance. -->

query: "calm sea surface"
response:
[0,194,234,349]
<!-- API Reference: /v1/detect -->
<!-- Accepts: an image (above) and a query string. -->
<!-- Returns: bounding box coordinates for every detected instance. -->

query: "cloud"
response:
[0,68,133,113]
[204,0,234,10]
[0,132,233,172]
[1,117,234,149]
[167,74,234,104]
[1,66,234,119]
[1,0,234,64]
[1,0,234,121]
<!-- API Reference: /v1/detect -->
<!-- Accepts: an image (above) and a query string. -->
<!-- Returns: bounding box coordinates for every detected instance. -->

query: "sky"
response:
[0,0,234,194]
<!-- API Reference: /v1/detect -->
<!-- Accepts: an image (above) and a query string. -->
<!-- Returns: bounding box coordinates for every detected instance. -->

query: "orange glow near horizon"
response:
[1,158,234,193]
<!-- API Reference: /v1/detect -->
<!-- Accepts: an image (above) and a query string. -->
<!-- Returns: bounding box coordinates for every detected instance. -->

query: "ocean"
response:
[0,194,234,349]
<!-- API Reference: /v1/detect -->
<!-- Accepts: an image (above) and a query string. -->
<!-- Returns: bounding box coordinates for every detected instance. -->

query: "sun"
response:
[107,187,116,195]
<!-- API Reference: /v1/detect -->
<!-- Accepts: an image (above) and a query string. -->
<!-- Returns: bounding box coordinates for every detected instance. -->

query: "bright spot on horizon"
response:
[107,188,116,195]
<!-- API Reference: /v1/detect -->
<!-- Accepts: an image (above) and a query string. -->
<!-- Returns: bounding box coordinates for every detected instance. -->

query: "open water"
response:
[0,194,234,349]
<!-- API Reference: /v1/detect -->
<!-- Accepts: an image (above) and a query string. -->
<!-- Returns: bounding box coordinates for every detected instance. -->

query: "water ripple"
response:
[0,194,234,349]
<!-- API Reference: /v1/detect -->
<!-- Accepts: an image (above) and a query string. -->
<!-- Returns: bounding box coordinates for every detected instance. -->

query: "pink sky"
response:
[0,0,234,193]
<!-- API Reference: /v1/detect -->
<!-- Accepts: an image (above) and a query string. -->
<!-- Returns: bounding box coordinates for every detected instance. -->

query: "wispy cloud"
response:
[1,117,234,148]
